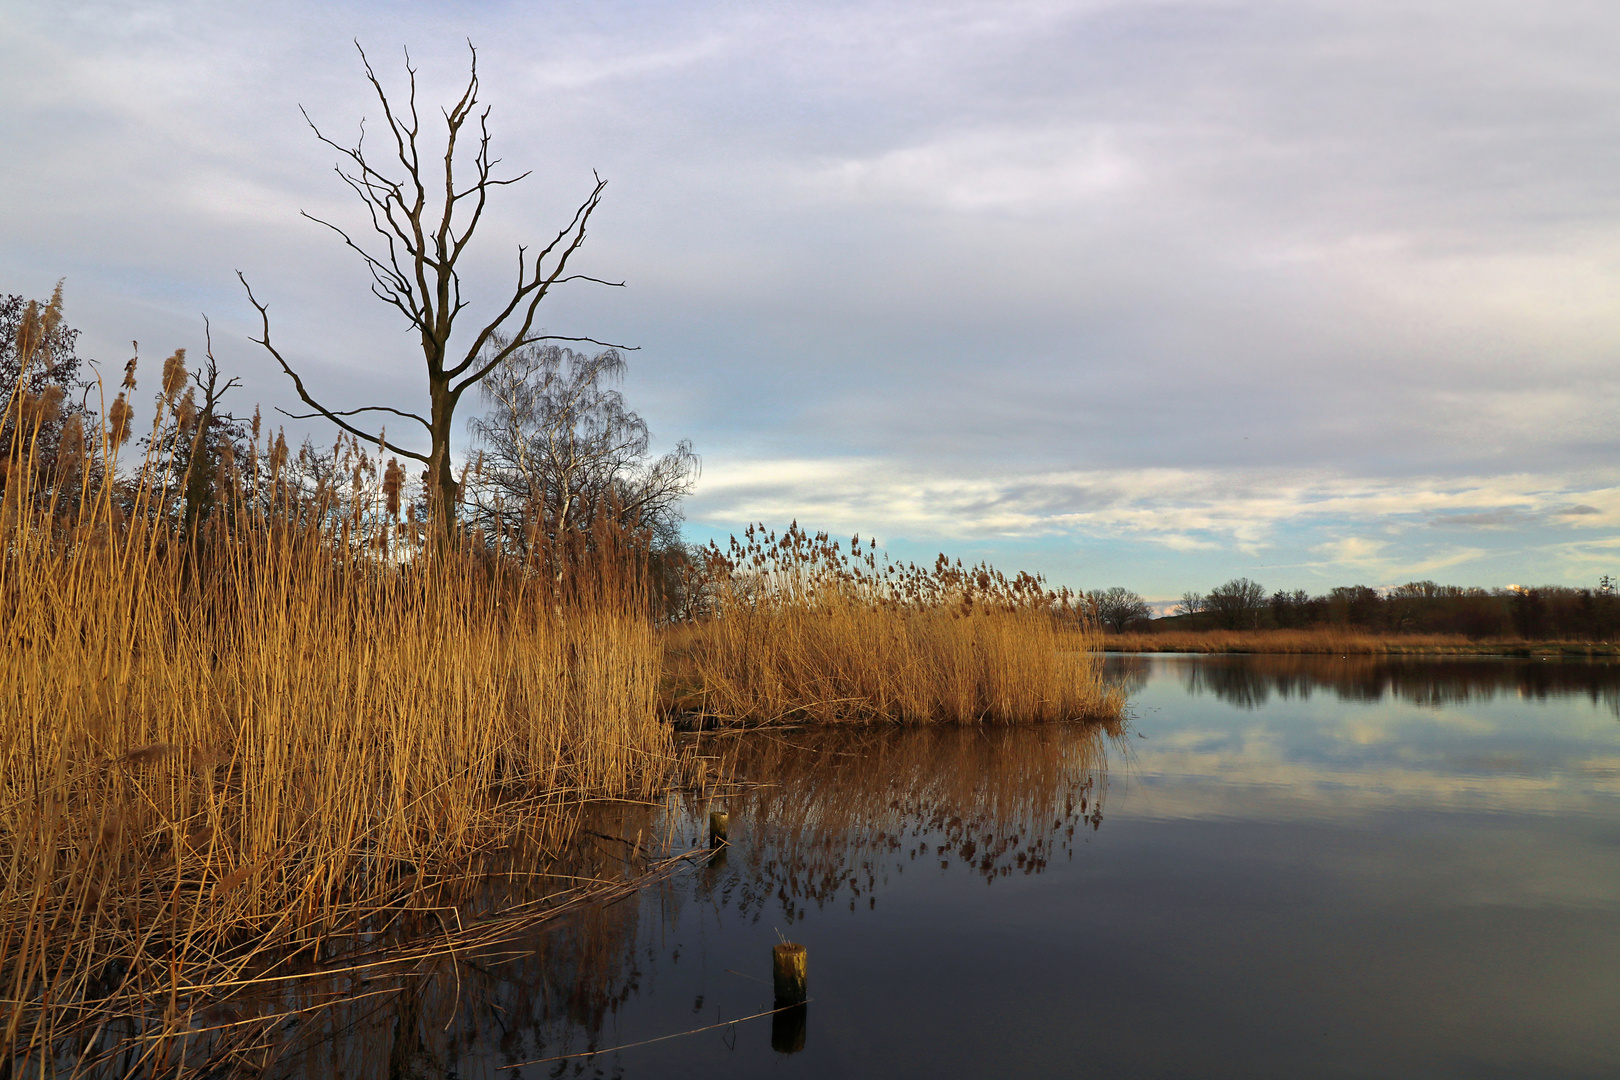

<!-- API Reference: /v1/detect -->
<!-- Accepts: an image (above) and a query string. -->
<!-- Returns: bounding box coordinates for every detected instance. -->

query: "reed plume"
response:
[666,523,1123,725]
[0,357,672,1073]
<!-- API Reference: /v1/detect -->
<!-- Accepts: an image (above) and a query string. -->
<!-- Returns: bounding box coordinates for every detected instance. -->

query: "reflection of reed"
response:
[680,722,1120,925]
[65,798,682,1080]
[212,725,1121,1076]
[1170,654,1620,714]
[279,798,685,1079]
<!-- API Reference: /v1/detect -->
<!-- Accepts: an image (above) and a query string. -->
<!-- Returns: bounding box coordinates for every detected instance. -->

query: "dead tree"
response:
[240,41,623,530]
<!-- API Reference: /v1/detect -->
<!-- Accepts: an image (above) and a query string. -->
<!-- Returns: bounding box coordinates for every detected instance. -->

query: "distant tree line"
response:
[1166,577,1620,640]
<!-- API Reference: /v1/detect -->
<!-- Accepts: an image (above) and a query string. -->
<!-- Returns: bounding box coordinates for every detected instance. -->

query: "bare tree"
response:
[1205,577,1267,630]
[1087,587,1152,633]
[177,324,245,538]
[465,339,697,550]
[1175,591,1204,617]
[240,41,623,531]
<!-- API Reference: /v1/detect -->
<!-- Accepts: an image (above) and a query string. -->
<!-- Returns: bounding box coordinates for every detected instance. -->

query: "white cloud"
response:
[7,0,1620,592]
[692,458,1620,544]
[811,127,1138,213]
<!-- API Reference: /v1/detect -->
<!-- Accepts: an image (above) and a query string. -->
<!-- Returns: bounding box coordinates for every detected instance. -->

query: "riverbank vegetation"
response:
[1,288,1120,1072]
[1163,577,1620,639]
[665,525,1122,724]
[0,296,681,1072]
[1103,628,1620,656]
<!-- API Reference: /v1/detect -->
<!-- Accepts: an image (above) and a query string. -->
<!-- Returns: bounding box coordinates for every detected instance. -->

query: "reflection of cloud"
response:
[1126,660,1620,820]
[1336,718,1396,746]
[1127,742,1620,822]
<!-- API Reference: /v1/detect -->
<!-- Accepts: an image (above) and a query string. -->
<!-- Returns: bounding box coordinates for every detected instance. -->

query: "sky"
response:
[4,0,1620,604]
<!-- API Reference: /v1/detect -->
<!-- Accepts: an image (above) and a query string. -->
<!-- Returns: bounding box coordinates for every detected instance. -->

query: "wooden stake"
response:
[772,943,807,1004]
[708,810,729,846]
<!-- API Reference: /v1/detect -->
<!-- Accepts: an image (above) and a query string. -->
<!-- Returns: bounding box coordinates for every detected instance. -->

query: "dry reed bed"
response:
[0,336,673,1073]
[1103,628,1620,655]
[666,525,1124,725]
[3,297,1121,1073]
[0,526,671,1074]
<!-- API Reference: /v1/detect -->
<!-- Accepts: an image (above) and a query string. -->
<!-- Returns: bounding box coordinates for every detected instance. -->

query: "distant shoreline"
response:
[1103,628,1620,657]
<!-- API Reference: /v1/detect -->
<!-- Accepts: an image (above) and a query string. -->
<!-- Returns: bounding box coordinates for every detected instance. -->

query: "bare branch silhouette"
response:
[240,40,628,523]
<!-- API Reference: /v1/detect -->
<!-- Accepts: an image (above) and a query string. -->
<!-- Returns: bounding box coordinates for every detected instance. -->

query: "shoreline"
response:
[1102,631,1620,658]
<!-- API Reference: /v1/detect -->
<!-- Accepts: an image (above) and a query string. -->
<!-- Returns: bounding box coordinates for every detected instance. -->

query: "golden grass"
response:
[0,350,673,1071]
[1101,628,1620,655]
[663,525,1124,725]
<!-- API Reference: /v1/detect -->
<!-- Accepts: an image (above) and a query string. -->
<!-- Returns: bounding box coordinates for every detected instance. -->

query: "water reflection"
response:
[1106,652,1620,713]
[258,801,667,1079]
[254,657,1620,1079]
[681,722,1117,921]
[256,723,1121,1078]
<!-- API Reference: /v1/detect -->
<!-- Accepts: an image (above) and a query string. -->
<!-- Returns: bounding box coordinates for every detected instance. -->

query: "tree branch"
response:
[238,272,429,464]
[279,403,430,427]
[449,335,637,398]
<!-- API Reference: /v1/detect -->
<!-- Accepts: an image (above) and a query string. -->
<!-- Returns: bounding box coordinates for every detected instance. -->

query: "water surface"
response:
[294,654,1620,1078]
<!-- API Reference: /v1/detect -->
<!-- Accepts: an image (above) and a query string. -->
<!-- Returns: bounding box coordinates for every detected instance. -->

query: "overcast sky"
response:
[5,0,1620,601]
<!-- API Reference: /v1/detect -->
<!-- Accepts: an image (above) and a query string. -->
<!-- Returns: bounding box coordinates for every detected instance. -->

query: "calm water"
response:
[292,655,1620,1078]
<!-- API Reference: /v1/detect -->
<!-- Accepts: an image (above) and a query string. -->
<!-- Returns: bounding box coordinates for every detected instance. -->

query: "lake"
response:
[283,654,1620,1078]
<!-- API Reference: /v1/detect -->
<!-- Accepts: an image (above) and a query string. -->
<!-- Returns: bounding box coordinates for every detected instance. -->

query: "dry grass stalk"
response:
[665,524,1124,724]
[0,357,673,1073]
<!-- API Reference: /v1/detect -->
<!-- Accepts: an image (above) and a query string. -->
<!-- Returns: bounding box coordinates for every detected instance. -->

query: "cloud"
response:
[691,459,1620,543]
[1429,510,1540,530]
[6,0,1620,594]
[810,126,1138,213]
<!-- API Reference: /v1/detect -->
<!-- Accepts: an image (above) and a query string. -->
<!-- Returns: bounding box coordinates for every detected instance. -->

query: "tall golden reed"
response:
[0,315,670,1070]
[665,524,1123,724]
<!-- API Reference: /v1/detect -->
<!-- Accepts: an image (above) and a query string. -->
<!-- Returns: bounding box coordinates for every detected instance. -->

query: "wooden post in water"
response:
[772,943,807,1004]
[708,809,729,846]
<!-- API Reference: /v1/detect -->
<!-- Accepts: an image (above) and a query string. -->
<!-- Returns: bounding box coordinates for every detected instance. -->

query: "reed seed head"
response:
[383,457,404,518]
[57,413,84,471]
[108,393,133,447]
[175,387,197,434]
[32,385,64,426]
[161,349,187,398]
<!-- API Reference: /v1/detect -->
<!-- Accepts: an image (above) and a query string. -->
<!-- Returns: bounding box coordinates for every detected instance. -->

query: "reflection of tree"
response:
[1181,660,1279,708]
[1176,655,1620,715]
[246,725,1122,1077]
[252,799,666,1080]
[1102,654,1152,698]
[680,723,1119,925]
